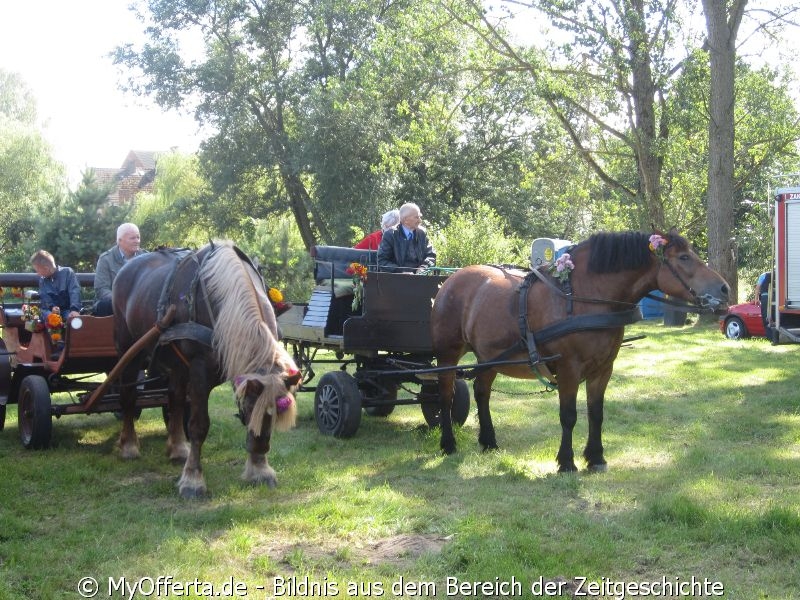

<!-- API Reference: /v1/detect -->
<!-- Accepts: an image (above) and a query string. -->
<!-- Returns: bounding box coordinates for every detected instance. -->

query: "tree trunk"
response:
[281,168,321,251]
[703,0,746,304]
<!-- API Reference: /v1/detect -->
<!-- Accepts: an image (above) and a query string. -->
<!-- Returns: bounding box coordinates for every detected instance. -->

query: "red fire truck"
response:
[769,186,800,343]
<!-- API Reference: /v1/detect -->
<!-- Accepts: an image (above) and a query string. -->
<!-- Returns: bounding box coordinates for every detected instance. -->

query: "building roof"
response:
[89,150,163,206]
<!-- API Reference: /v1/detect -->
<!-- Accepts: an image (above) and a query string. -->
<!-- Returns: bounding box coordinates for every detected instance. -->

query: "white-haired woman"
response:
[354,209,400,250]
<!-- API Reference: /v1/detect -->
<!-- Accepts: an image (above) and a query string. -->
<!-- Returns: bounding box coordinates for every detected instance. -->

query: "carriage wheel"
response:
[364,384,397,417]
[18,375,53,449]
[420,379,470,428]
[0,340,10,432]
[314,371,362,438]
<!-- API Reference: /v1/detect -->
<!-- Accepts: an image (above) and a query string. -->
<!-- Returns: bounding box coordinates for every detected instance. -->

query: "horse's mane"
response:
[584,231,687,274]
[200,242,296,435]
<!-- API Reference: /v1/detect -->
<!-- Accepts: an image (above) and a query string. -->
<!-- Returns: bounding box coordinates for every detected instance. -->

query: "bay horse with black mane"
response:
[113,241,300,498]
[431,229,730,472]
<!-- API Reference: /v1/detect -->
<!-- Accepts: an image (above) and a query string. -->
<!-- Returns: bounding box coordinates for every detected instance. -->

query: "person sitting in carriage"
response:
[377,202,436,273]
[354,208,400,250]
[93,222,147,316]
[30,249,81,320]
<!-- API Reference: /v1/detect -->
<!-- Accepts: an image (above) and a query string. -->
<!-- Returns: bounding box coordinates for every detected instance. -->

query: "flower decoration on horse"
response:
[550,253,575,284]
[21,303,44,332]
[345,262,368,311]
[649,233,669,260]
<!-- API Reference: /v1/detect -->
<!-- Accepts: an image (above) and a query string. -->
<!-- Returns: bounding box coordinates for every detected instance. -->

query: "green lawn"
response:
[0,321,798,599]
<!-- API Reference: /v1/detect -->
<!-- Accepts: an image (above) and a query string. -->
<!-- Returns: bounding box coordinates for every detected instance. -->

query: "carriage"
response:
[277,245,472,438]
[1,244,300,499]
[0,272,170,449]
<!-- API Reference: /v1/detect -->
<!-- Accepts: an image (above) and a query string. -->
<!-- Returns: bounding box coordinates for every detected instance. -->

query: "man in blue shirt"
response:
[30,250,81,319]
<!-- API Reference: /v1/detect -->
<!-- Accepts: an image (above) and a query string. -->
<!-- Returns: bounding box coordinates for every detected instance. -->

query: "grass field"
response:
[0,321,798,599]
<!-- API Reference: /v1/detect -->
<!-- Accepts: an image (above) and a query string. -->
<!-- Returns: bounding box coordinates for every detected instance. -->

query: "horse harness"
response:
[501,269,643,383]
[153,244,263,367]
[485,244,714,386]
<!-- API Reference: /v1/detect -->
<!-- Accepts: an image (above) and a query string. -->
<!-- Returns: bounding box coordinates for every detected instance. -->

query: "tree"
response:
[0,70,66,269]
[33,171,130,272]
[702,0,746,301]
[115,0,566,247]
[447,0,693,230]
[132,151,215,248]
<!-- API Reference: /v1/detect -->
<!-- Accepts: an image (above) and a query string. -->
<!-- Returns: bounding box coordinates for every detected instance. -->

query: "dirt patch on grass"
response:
[257,533,448,571]
[361,534,448,566]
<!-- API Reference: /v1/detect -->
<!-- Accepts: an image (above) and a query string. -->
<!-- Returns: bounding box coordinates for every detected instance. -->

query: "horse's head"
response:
[652,227,730,312]
[233,364,301,437]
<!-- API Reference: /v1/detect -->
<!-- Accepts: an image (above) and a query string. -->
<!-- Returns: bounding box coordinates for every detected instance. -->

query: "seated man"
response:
[30,249,81,319]
[93,222,147,315]
[377,202,436,273]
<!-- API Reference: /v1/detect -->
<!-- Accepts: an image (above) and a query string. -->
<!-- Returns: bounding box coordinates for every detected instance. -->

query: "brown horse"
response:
[431,229,730,472]
[113,242,299,498]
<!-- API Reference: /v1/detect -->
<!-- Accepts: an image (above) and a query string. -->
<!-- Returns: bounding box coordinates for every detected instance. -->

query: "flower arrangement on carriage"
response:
[21,303,45,332]
[345,262,368,311]
[46,307,65,346]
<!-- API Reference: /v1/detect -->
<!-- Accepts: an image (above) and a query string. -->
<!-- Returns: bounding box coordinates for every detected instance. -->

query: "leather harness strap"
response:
[484,267,644,381]
[517,271,541,366]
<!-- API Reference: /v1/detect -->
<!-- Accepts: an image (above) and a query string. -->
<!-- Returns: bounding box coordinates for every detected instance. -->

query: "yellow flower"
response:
[268,288,284,303]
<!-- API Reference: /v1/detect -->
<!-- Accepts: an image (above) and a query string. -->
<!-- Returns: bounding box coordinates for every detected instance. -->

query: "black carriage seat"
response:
[311,245,378,284]
[305,246,377,337]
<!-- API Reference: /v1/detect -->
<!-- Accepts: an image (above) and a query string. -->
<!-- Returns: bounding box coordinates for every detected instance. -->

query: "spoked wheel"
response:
[314,371,362,438]
[18,375,53,449]
[364,383,397,417]
[0,340,10,432]
[420,379,470,428]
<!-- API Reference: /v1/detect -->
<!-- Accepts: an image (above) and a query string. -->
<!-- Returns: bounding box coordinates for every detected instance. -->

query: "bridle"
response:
[654,241,722,311]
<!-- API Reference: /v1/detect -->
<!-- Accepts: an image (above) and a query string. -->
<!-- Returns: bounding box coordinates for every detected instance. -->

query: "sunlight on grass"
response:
[2,322,800,598]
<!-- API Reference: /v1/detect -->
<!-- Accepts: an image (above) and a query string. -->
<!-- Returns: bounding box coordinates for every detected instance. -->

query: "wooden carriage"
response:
[0,273,169,449]
[277,245,470,438]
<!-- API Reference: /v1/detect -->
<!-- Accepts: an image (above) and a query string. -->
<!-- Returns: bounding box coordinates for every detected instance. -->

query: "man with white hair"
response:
[93,222,147,315]
[377,202,436,273]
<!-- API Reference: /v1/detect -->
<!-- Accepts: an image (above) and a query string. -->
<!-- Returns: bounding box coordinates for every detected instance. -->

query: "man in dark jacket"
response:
[377,202,436,273]
[93,223,147,315]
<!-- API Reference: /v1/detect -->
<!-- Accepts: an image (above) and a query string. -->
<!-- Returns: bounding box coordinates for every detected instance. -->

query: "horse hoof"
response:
[246,473,278,488]
[119,445,141,460]
[587,463,608,473]
[179,486,209,500]
[441,445,457,456]
[481,444,499,452]
[557,464,578,473]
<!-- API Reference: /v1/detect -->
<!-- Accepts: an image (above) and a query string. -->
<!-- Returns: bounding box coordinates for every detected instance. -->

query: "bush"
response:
[235,216,314,301]
[430,202,526,268]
